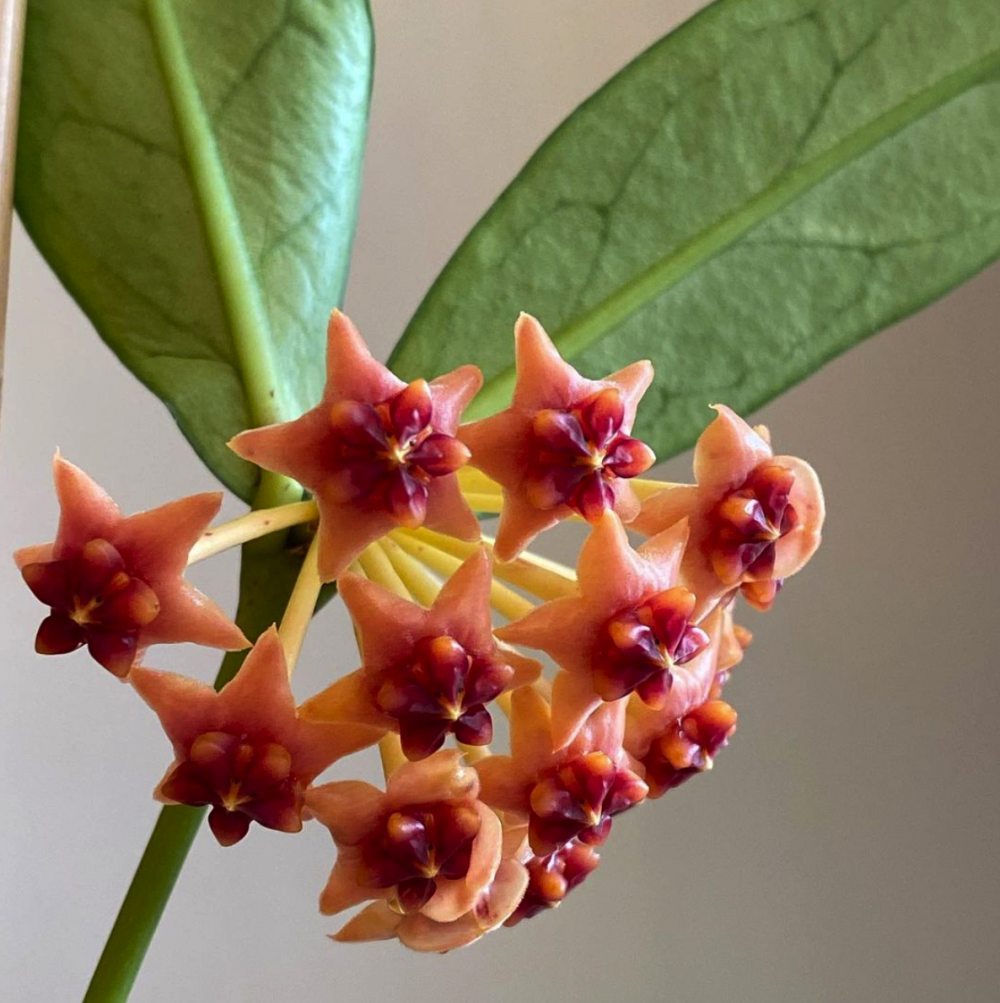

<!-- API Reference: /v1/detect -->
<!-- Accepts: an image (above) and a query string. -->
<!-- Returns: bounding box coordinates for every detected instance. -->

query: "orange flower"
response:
[333,859,529,951]
[130,627,379,845]
[476,687,647,856]
[14,455,247,678]
[634,700,738,800]
[299,549,540,760]
[504,836,601,927]
[230,311,483,580]
[634,406,824,614]
[497,512,710,750]
[333,823,530,951]
[307,751,504,930]
[460,314,655,560]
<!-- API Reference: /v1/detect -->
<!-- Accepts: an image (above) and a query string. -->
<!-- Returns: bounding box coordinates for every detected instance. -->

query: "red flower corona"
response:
[300,548,540,759]
[634,406,824,614]
[14,455,247,677]
[130,627,379,845]
[230,311,483,580]
[460,314,655,560]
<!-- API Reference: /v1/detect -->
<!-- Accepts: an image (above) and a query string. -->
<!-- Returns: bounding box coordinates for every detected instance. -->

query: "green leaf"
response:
[390,0,1000,457]
[16,0,373,500]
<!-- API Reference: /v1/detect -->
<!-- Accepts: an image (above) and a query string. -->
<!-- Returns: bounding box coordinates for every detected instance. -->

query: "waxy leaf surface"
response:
[390,0,1000,456]
[16,0,373,500]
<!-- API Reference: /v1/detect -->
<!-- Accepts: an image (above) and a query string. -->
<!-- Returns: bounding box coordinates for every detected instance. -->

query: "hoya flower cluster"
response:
[16,311,824,951]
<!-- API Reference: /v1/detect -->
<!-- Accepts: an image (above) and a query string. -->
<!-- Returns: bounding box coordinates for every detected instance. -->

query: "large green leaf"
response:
[390,0,1000,457]
[16,0,373,500]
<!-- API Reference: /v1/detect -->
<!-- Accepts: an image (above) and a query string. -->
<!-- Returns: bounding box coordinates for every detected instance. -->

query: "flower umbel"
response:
[18,310,826,956]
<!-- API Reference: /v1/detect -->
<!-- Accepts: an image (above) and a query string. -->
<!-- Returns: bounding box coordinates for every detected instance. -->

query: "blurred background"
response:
[2,2,998,1001]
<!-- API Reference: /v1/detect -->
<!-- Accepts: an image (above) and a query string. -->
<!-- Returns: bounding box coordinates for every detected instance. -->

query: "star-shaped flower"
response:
[300,548,539,759]
[130,627,380,846]
[333,824,530,951]
[459,314,655,561]
[14,454,248,678]
[496,512,711,750]
[633,405,825,615]
[632,698,738,800]
[307,750,504,929]
[332,859,529,952]
[504,837,601,927]
[229,311,483,581]
[475,687,647,856]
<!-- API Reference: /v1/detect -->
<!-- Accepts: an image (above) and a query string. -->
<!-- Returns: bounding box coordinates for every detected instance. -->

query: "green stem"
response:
[466,46,1000,420]
[80,806,206,1003]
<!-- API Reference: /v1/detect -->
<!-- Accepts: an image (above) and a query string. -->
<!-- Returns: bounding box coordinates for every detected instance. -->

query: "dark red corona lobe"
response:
[528,751,647,855]
[641,700,737,799]
[524,388,654,522]
[706,464,798,609]
[595,587,710,707]
[376,635,514,760]
[505,841,601,926]
[160,731,303,846]
[360,804,481,914]
[327,379,470,528]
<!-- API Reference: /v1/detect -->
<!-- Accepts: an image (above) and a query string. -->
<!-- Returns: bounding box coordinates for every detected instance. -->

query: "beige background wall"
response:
[2,3,998,1001]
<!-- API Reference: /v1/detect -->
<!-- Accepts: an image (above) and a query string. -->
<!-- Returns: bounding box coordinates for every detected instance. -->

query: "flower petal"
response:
[51,454,121,556]
[338,573,432,669]
[319,849,382,916]
[140,579,248,651]
[772,455,826,577]
[298,669,391,730]
[492,491,564,563]
[385,749,479,810]
[550,670,605,752]
[429,548,494,652]
[228,408,332,490]
[215,626,295,736]
[307,781,386,845]
[423,473,481,543]
[326,310,406,404]
[130,667,221,756]
[424,803,502,923]
[511,314,590,411]
[694,405,772,495]
[428,365,484,434]
[332,901,403,943]
[113,493,222,580]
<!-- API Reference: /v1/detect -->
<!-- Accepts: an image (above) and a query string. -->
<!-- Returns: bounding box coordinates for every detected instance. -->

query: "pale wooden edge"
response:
[0,0,27,444]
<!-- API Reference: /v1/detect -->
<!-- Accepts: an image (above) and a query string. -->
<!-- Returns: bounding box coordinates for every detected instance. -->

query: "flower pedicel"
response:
[15,311,825,950]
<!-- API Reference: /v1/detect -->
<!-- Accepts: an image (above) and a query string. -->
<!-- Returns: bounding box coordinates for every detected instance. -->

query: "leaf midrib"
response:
[146,0,296,507]
[465,45,1000,420]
